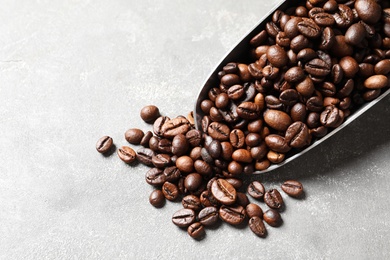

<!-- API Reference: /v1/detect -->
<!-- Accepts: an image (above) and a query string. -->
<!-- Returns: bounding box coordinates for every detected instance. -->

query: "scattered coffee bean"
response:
[264,189,284,209]
[187,222,205,239]
[117,146,137,164]
[96,136,113,154]
[140,105,161,123]
[281,180,304,197]
[249,216,267,237]
[172,208,196,228]
[149,189,165,208]
[263,209,282,227]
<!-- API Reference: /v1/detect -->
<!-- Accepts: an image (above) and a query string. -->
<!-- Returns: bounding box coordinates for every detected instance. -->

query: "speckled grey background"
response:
[1,0,390,259]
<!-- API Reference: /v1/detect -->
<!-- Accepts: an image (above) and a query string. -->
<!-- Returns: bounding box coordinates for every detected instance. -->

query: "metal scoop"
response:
[193,0,390,174]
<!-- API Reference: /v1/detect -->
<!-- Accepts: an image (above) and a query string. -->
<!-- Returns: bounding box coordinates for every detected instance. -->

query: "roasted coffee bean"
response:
[208,122,230,141]
[363,89,381,101]
[345,23,366,46]
[266,21,280,38]
[246,203,263,218]
[153,116,170,137]
[339,56,359,78]
[211,178,237,205]
[200,147,214,164]
[125,128,145,145]
[263,109,292,132]
[319,27,335,50]
[265,134,291,153]
[96,136,113,154]
[236,192,250,207]
[162,181,179,201]
[145,168,166,186]
[140,105,160,123]
[117,146,137,164]
[313,12,335,27]
[285,121,310,148]
[187,222,205,239]
[207,140,222,159]
[284,17,302,39]
[250,30,268,47]
[374,59,390,75]
[337,79,354,98]
[263,65,280,80]
[172,208,196,228]
[219,141,233,161]
[290,34,310,53]
[194,160,212,176]
[249,216,267,237]
[263,209,282,227]
[267,150,285,163]
[298,18,321,38]
[311,126,328,137]
[281,180,304,197]
[200,99,213,114]
[152,154,171,168]
[237,102,261,120]
[221,74,240,87]
[331,64,344,84]
[267,45,288,68]
[224,178,243,190]
[223,62,238,74]
[182,195,202,211]
[163,166,181,182]
[305,58,331,77]
[264,189,283,209]
[171,134,189,156]
[323,0,338,12]
[332,35,354,57]
[276,31,290,48]
[307,112,321,128]
[291,103,307,122]
[176,155,194,173]
[228,84,245,100]
[140,131,153,147]
[198,206,219,226]
[364,75,389,89]
[184,173,203,192]
[149,189,165,208]
[157,138,172,154]
[215,93,229,109]
[219,205,246,225]
[297,48,317,63]
[148,136,160,152]
[161,117,190,138]
[229,129,245,148]
[247,181,265,200]
[306,96,324,112]
[185,129,202,147]
[333,4,353,28]
[320,105,340,127]
[232,149,252,163]
[354,0,381,24]
[280,89,299,106]
[296,77,315,97]
[284,66,305,83]
[265,95,283,110]
[245,133,261,147]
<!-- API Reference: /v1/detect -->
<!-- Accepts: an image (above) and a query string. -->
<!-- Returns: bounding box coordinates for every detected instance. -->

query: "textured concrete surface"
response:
[1,0,390,259]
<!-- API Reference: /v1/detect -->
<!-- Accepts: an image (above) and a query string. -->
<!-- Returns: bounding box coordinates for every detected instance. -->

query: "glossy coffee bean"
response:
[266,45,288,68]
[184,173,203,192]
[153,116,170,137]
[171,134,189,156]
[263,209,282,227]
[208,122,230,141]
[198,206,219,226]
[246,203,263,219]
[264,189,283,209]
[364,75,388,89]
[219,205,246,225]
[182,195,202,211]
[354,0,381,24]
[285,121,310,148]
[172,208,196,228]
[281,180,304,197]
[298,18,321,38]
[149,189,165,208]
[140,105,160,123]
[96,136,113,154]
[249,216,267,237]
[211,178,237,205]
[161,117,190,138]
[163,166,180,182]
[176,155,194,173]
[263,109,292,132]
[339,56,359,78]
[162,181,179,201]
[320,105,341,127]
[237,102,261,120]
[137,148,156,166]
[265,134,291,153]
[117,146,137,164]
[145,168,166,186]
[152,153,171,168]
[345,23,366,46]
[187,222,205,239]
[374,59,390,75]
[247,181,265,200]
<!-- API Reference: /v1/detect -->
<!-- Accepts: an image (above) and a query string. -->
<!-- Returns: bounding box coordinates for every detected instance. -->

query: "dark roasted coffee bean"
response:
[145,168,166,186]
[219,205,246,225]
[284,17,302,39]
[208,122,230,141]
[200,99,213,114]
[162,181,179,201]
[318,82,336,97]
[209,107,223,122]
[290,34,310,53]
[291,103,307,122]
[297,48,317,63]
[220,141,233,161]
[250,143,268,160]
[311,126,328,137]
[345,23,366,46]
[245,133,261,147]
[307,112,321,128]
[284,66,305,83]
[323,0,337,12]
[333,4,353,28]
[182,195,202,211]
[308,7,324,19]
[306,96,323,112]
[331,64,344,84]
[171,134,189,156]
[263,209,282,227]
[247,119,263,133]
[249,216,267,237]
[215,93,229,109]
[153,116,170,137]
[264,189,283,209]
[176,155,194,173]
[232,149,252,163]
[207,140,222,159]
[200,147,214,165]
[193,160,212,176]
[187,222,205,239]
[223,62,238,74]
[237,102,261,120]
[296,77,315,97]
[247,181,265,200]
[374,59,390,75]
[157,138,172,154]
[152,153,171,168]
[250,30,268,47]
[339,56,359,78]
[276,31,290,48]
[279,89,299,106]
[236,192,250,207]
[298,18,321,38]
[172,208,196,228]
[125,128,145,145]
[198,206,219,226]
[313,12,335,27]
[228,84,245,100]
[149,189,165,208]
[319,27,335,50]
[140,105,160,123]
[305,58,331,77]
[320,105,340,127]
[211,178,237,205]
[140,131,153,147]
[246,203,263,219]
[148,136,160,152]
[263,109,292,132]
[354,0,381,24]
[248,62,264,79]
[363,89,381,101]
[229,129,245,149]
[337,79,354,98]
[185,129,202,147]
[224,178,243,190]
[163,166,180,182]
[262,65,280,80]
[267,45,288,68]
[184,173,203,192]
[265,134,291,153]
[221,73,240,87]
[266,21,281,38]
[117,146,137,164]
[281,180,304,197]
[332,35,354,57]
[285,122,310,148]
[96,136,113,154]
[265,95,283,110]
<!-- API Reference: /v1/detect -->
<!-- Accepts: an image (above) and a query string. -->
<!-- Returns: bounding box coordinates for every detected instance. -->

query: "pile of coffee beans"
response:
[97,0,390,240]
[198,0,390,171]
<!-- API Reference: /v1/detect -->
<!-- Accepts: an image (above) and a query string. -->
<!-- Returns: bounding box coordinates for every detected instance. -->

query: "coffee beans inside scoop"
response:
[97,0,390,240]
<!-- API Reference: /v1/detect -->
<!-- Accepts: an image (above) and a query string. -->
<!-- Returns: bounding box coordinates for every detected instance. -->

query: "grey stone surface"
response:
[1,0,390,259]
